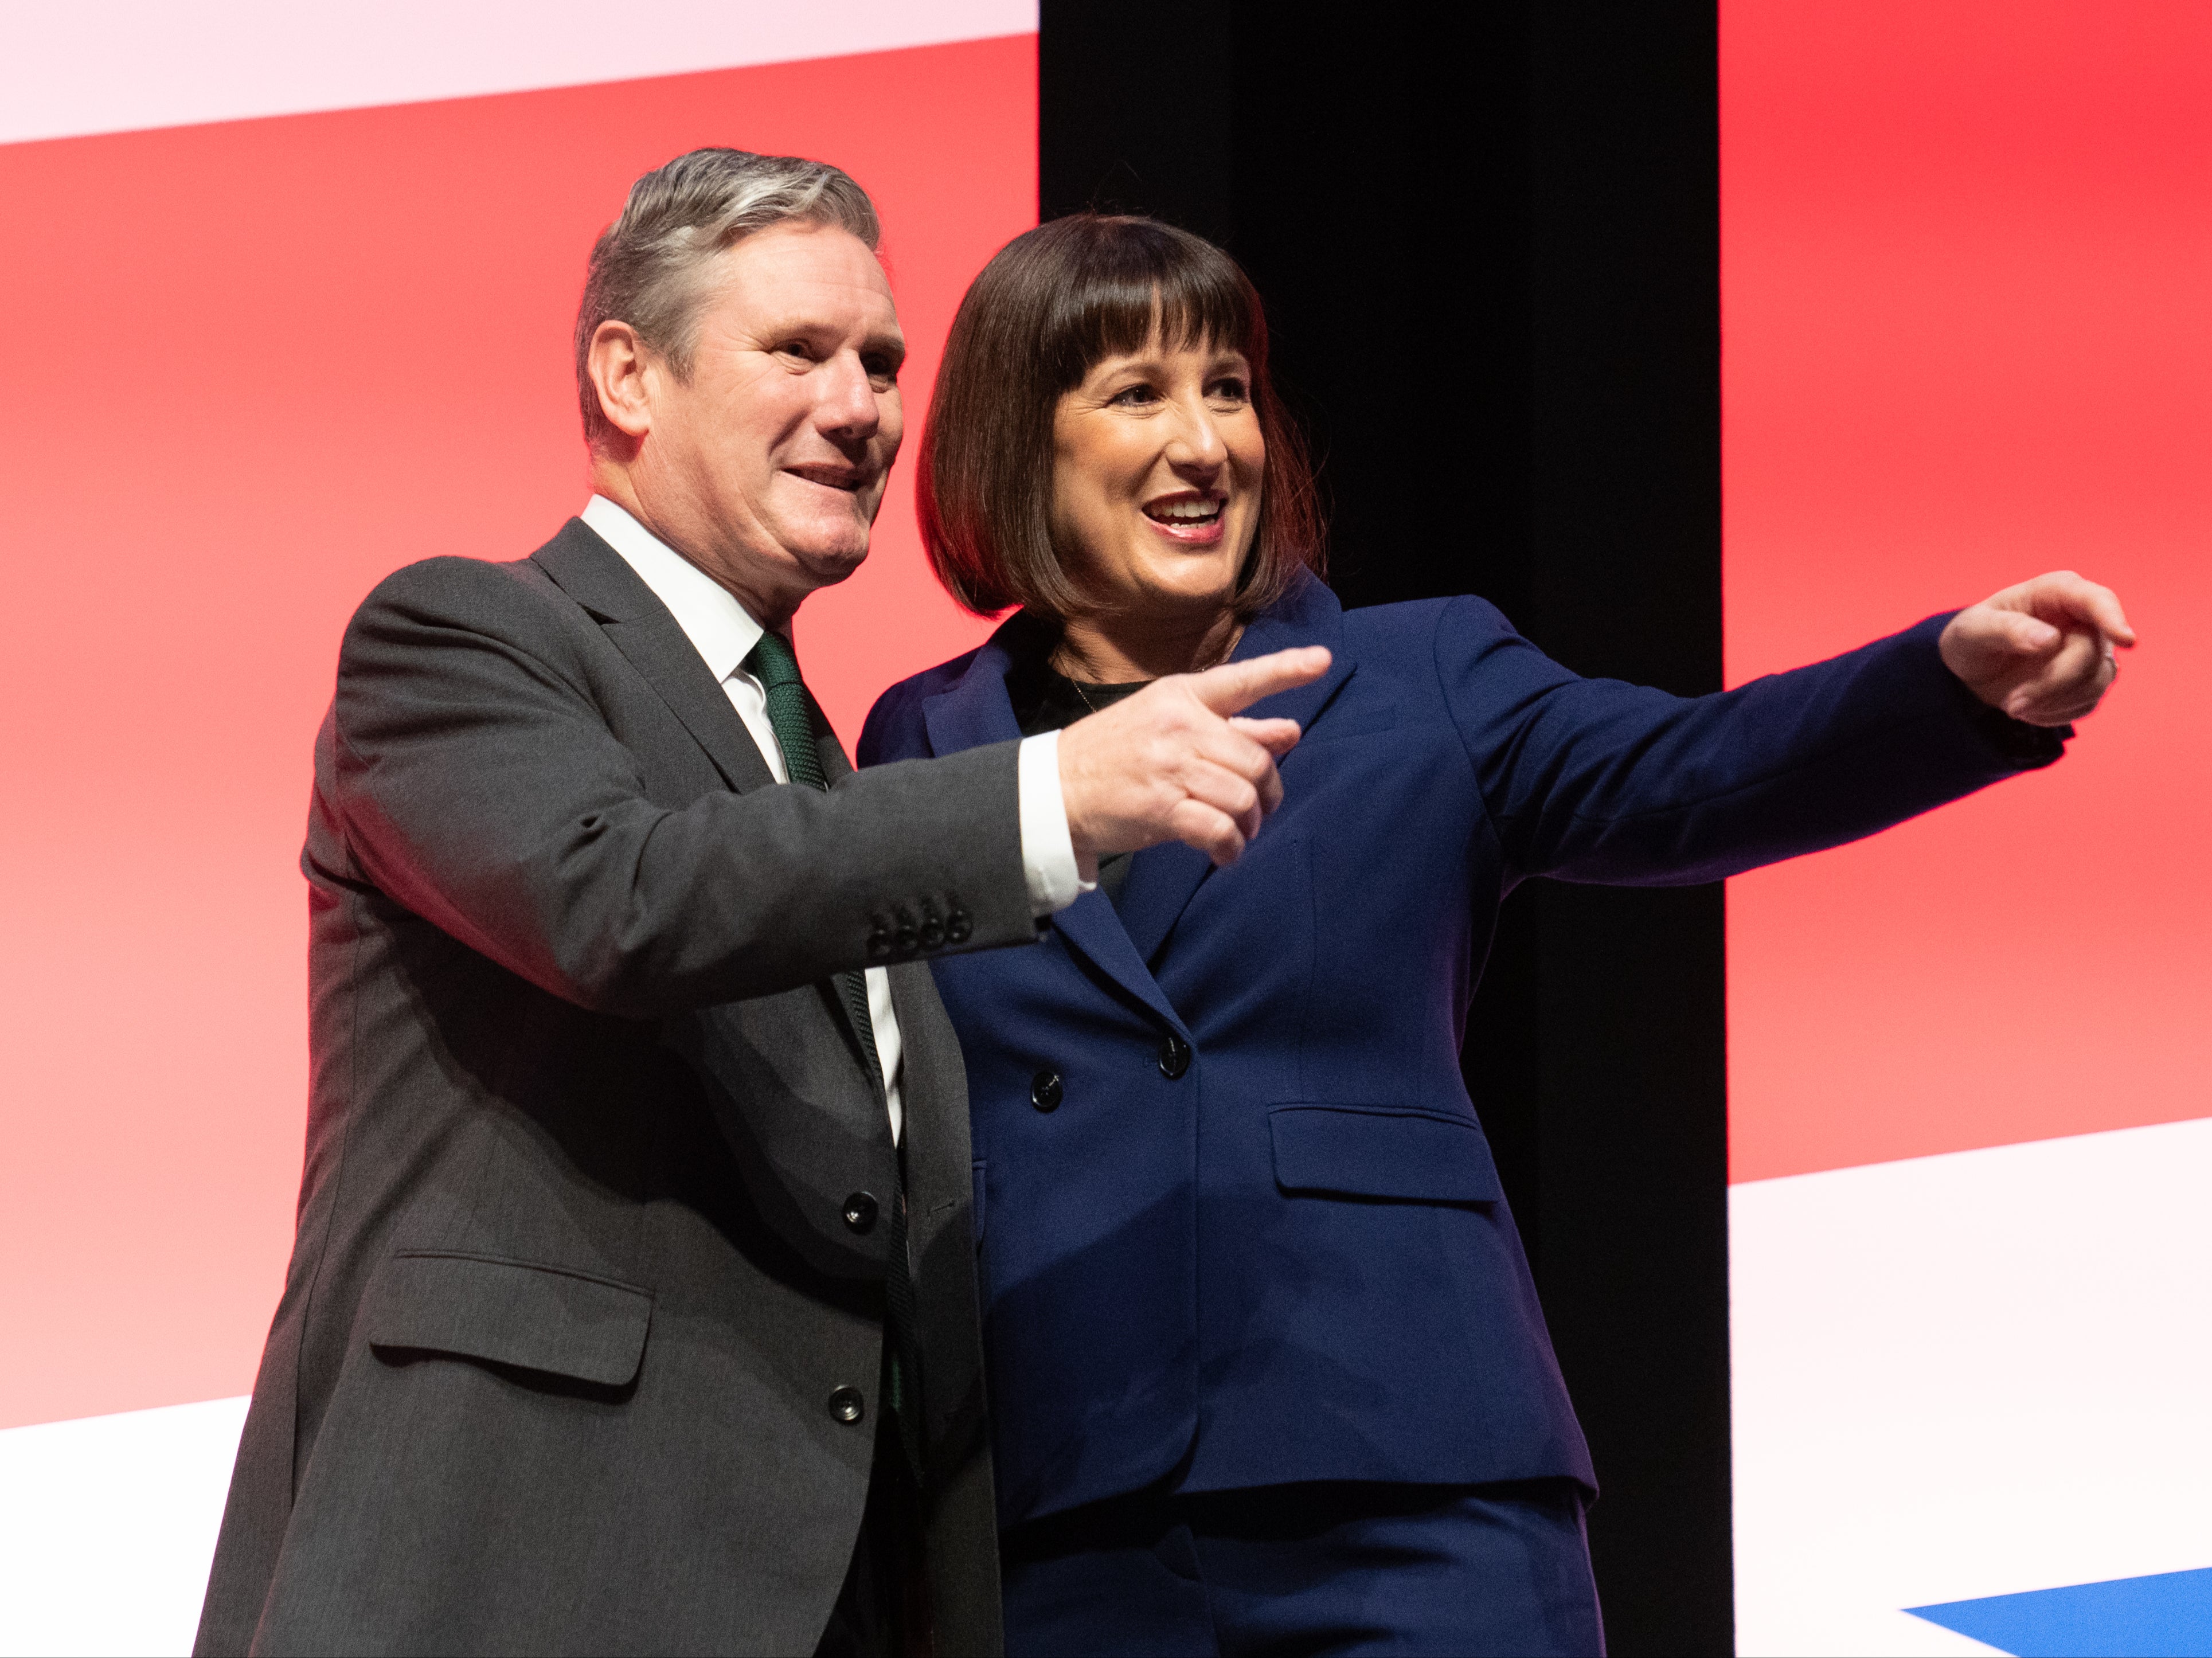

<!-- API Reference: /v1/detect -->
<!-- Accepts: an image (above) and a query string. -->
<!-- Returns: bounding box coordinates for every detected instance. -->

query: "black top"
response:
[1007,653,1151,910]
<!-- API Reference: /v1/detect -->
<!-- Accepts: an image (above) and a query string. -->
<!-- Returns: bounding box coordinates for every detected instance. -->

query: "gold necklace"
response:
[1068,675,1111,716]
[1050,646,1119,716]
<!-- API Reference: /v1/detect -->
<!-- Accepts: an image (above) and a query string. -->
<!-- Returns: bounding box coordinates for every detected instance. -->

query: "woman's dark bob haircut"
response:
[918,214,1323,619]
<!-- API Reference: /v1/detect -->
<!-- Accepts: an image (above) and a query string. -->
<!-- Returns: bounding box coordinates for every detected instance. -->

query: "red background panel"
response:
[1722,1,2211,1182]
[0,37,1030,1430]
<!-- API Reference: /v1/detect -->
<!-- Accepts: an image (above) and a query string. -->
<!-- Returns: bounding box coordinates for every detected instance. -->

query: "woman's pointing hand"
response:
[1939,572,2135,726]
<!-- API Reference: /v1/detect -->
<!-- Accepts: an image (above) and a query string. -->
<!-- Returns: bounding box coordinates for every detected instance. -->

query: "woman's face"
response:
[1049,332,1265,621]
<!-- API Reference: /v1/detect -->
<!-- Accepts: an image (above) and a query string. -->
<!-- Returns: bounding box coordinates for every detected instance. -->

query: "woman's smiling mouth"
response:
[1143,493,1228,545]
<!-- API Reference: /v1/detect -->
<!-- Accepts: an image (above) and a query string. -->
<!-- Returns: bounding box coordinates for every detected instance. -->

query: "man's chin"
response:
[791,542,870,590]
[761,504,874,594]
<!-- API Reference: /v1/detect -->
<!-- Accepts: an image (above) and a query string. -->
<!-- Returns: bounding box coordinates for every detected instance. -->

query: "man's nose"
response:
[814,353,881,439]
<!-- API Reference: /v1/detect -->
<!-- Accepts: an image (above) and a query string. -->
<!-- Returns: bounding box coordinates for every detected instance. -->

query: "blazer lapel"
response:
[921,623,1191,1039]
[919,624,1023,760]
[1117,572,1355,965]
[532,519,777,794]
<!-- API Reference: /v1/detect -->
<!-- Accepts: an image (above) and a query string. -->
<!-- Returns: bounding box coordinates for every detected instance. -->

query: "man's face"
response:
[628,220,905,616]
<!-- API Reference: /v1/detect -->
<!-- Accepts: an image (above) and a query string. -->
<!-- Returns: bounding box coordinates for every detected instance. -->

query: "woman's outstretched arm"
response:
[1444,570,2133,887]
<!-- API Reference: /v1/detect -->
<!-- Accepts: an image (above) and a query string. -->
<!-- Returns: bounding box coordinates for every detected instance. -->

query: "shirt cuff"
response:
[1018,731,1095,917]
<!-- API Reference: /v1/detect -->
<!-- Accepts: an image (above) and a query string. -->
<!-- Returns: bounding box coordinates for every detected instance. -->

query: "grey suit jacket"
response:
[194,520,1029,1656]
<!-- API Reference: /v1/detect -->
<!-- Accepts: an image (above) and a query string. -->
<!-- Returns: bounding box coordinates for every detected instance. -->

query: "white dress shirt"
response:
[580,495,1087,1143]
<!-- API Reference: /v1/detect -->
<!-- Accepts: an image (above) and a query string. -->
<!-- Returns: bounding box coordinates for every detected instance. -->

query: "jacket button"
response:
[945,909,972,945]
[842,1192,878,1233]
[1158,1035,1192,1080]
[1030,1070,1063,1112]
[828,1387,866,1424]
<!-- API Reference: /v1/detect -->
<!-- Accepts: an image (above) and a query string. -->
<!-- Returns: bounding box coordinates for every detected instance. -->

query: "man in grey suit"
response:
[194,149,1325,1657]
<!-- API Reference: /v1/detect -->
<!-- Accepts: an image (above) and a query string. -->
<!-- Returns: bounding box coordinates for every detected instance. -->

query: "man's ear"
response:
[588,320,656,444]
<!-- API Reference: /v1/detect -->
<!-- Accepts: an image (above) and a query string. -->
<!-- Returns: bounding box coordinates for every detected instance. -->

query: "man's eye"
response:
[863,355,899,383]
[779,341,815,362]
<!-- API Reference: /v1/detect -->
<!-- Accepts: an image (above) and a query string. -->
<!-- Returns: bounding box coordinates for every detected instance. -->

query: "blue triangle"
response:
[1908,1565,2212,1657]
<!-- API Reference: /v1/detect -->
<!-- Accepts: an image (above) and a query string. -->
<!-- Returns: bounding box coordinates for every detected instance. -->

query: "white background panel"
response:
[1,0,1036,147]
[1732,1116,2212,1655]
[0,1398,249,1657]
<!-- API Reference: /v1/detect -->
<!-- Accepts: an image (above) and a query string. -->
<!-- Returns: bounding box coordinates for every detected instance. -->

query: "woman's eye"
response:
[1210,377,1249,401]
[1109,384,1159,406]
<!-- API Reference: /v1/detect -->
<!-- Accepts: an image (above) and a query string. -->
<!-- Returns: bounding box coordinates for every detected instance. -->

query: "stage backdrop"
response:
[0,7,1031,1652]
[1724,2,2212,1653]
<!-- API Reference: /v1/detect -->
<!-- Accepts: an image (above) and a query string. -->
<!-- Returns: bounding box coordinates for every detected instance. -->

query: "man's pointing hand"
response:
[1057,646,1332,872]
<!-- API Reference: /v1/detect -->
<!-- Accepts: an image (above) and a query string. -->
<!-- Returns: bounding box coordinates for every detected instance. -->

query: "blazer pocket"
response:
[1289,698,1402,747]
[1269,1104,1504,1205]
[364,1251,653,1387]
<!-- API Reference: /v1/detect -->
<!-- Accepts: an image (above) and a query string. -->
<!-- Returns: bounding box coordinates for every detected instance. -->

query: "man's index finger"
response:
[1189,647,1332,716]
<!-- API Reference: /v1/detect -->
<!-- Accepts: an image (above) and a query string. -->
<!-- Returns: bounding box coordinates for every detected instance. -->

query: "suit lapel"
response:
[532,519,777,794]
[921,623,1191,1039]
[536,521,894,1088]
[811,691,854,783]
[1116,572,1354,965]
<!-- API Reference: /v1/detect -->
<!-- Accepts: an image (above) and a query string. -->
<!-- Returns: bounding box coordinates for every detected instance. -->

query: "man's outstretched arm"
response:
[331,558,1327,1018]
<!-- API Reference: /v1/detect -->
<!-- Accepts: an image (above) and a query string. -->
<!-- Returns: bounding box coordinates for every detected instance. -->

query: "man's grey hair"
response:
[575,148,881,445]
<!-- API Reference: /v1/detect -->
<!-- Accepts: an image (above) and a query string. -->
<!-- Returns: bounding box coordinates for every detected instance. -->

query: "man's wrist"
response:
[1017,732,1095,916]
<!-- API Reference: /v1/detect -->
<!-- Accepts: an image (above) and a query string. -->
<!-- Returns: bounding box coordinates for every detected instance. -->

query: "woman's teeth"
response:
[1147,499,1222,522]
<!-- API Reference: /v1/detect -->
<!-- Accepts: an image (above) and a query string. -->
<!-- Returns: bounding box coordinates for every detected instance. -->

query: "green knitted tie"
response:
[747,628,834,791]
[744,629,924,1483]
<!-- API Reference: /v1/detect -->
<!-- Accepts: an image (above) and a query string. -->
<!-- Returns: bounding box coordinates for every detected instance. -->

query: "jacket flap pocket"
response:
[1269,1104,1503,1204]
[365,1252,652,1386]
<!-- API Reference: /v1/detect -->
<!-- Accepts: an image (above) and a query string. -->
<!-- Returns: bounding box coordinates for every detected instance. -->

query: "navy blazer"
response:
[859,573,2062,1528]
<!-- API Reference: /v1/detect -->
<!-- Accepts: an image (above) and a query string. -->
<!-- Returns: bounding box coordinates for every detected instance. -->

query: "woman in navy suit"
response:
[859,216,2131,1656]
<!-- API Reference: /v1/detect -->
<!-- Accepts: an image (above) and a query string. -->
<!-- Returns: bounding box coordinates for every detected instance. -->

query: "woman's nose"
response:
[1165,397,1228,469]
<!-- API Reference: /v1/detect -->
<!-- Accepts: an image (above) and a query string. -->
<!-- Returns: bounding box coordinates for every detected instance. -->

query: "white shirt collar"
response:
[580,494,764,685]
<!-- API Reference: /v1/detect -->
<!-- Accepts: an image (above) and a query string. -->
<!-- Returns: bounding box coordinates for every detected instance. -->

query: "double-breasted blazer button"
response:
[1158,1035,1192,1080]
[828,1387,866,1424]
[945,908,972,945]
[842,1192,878,1233]
[1030,1070,1063,1112]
